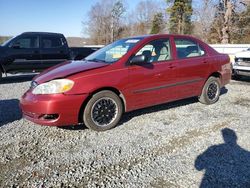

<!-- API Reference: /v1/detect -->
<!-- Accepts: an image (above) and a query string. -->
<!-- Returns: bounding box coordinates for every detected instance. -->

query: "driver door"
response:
[127,38,178,110]
[6,34,42,72]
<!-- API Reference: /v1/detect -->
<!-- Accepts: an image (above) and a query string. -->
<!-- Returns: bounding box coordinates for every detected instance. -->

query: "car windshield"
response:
[85,38,143,63]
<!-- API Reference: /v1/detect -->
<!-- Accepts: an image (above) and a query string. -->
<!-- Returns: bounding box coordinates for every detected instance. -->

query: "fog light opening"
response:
[40,114,59,120]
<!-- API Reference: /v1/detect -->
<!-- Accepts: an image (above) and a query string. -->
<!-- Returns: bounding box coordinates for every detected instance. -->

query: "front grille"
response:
[238,62,250,66]
[235,58,250,67]
[235,58,250,62]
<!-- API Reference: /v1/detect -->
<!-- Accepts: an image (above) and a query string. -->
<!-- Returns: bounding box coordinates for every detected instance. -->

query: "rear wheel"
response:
[199,77,221,105]
[83,90,123,131]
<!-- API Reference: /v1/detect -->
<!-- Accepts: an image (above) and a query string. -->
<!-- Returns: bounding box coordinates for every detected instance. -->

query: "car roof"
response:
[21,32,64,36]
[125,34,195,39]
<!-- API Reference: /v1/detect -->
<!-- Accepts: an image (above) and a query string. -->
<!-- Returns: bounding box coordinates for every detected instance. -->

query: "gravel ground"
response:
[0,75,250,187]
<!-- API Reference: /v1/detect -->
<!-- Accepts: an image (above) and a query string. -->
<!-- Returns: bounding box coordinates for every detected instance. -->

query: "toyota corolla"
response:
[20,34,231,131]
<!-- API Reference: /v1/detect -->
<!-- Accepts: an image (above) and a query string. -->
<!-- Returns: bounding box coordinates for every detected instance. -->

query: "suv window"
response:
[136,38,171,63]
[175,38,205,59]
[12,36,39,49]
[42,36,63,48]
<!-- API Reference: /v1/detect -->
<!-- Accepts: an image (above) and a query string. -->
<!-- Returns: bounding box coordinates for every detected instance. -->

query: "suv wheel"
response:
[199,76,221,105]
[83,90,123,131]
[232,73,241,80]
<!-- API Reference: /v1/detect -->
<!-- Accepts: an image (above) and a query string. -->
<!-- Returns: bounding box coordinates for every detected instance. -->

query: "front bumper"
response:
[20,91,88,126]
[233,65,250,76]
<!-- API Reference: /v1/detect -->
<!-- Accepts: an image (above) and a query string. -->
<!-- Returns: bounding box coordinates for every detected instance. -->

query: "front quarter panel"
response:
[65,64,129,96]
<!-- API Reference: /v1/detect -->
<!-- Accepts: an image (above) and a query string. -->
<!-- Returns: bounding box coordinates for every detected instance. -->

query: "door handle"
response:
[169,64,176,69]
[202,60,208,64]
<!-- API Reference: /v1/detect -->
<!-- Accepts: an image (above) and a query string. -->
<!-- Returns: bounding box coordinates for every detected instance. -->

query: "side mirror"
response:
[12,43,21,49]
[130,55,147,65]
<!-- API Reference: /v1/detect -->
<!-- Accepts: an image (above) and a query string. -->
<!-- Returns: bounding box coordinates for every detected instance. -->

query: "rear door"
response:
[40,34,69,69]
[5,34,42,72]
[173,37,209,98]
[127,37,178,110]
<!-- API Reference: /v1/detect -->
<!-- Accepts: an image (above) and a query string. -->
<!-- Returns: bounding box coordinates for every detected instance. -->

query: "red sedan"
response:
[20,34,231,131]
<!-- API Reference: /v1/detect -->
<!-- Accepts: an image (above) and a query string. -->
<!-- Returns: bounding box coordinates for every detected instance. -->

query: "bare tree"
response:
[208,0,247,43]
[132,0,164,35]
[221,0,234,43]
[192,0,217,42]
[83,0,168,43]
[111,1,126,42]
[83,0,126,44]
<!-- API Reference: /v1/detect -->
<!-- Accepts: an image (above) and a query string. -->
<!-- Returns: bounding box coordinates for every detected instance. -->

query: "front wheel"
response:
[199,77,221,105]
[83,90,123,131]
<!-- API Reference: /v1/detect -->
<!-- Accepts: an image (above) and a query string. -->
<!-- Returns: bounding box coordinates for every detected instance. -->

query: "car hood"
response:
[235,50,250,58]
[34,60,109,84]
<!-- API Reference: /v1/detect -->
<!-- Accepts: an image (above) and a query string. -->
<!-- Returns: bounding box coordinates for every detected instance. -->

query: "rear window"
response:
[175,38,205,59]
[42,36,63,48]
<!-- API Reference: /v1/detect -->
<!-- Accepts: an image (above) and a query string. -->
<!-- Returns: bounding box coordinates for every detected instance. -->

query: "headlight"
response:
[235,58,243,62]
[32,79,74,95]
[235,58,244,66]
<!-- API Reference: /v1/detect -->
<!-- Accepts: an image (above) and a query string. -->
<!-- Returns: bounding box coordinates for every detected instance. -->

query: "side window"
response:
[135,38,171,63]
[12,36,39,49]
[175,38,205,59]
[42,36,63,48]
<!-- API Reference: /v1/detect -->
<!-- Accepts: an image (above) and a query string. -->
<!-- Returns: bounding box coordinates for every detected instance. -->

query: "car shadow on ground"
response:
[0,99,22,127]
[59,97,199,131]
[58,124,87,131]
[220,86,228,96]
[195,128,250,187]
[0,74,36,84]
[119,97,198,126]
[120,86,228,126]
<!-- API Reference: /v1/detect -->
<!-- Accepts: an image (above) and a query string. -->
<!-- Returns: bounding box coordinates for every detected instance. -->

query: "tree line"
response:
[83,0,250,44]
[0,36,11,45]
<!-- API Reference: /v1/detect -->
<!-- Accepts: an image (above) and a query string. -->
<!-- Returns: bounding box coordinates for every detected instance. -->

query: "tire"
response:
[83,90,123,131]
[199,76,221,105]
[232,73,241,80]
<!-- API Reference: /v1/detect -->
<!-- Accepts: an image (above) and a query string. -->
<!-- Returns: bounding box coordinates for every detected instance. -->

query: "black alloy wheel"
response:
[199,76,221,105]
[83,90,123,131]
